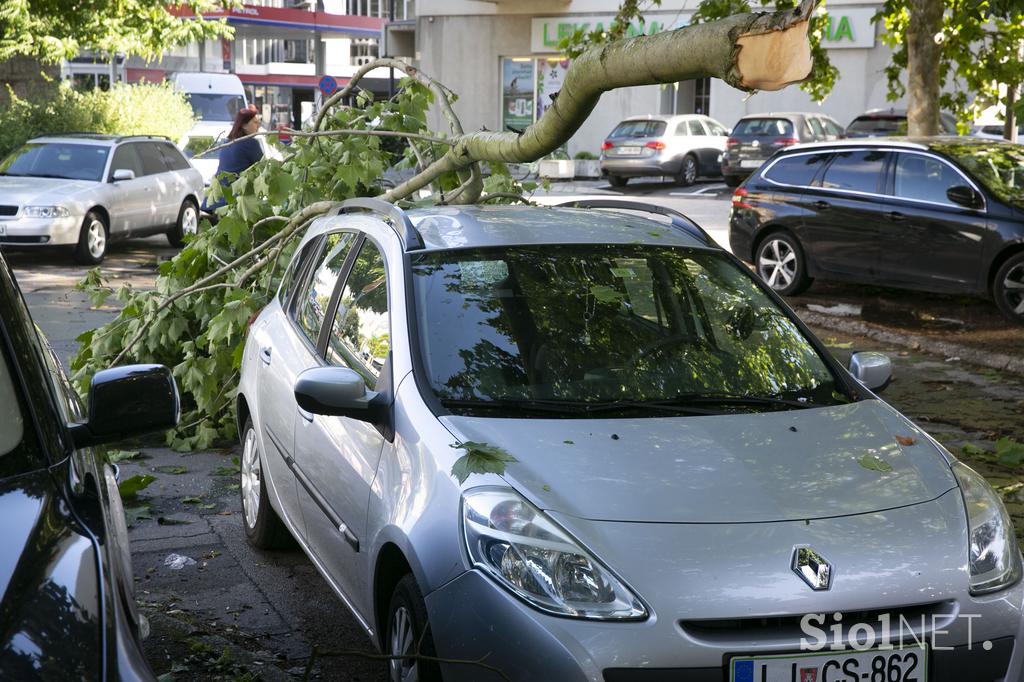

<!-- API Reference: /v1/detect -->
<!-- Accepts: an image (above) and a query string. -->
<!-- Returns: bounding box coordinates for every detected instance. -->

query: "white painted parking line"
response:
[669,183,727,196]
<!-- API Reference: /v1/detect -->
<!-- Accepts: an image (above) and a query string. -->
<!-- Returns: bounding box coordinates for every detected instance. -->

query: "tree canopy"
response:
[0,0,233,63]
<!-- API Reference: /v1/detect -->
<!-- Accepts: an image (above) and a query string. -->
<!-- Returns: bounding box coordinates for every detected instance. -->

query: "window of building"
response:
[694,77,710,116]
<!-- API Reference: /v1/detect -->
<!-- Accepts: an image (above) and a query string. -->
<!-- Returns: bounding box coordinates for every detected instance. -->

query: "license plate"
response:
[740,159,763,169]
[729,646,927,682]
[618,146,642,155]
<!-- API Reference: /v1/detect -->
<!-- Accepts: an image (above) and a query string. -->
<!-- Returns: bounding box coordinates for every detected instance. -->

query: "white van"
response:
[170,72,247,124]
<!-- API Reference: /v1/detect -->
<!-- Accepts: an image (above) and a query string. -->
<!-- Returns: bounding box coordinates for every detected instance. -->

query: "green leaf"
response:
[154,465,187,475]
[118,474,156,499]
[857,454,893,473]
[450,441,518,484]
[995,438,1024,467]
[105,449,140,464]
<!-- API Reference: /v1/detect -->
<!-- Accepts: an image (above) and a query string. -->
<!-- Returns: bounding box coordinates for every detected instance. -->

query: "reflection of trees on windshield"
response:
[933,141,1024,207]
[328,241,389,383]
[412,245,842,411]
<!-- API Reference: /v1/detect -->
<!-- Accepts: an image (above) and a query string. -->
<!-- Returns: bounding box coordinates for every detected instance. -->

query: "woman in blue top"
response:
[203,106,265,218]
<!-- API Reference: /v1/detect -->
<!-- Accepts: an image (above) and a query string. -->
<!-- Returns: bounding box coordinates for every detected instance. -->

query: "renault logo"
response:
[792,546,832,591]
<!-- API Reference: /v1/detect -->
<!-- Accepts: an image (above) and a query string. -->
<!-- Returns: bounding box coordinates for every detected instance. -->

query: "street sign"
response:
[319,75,338,97]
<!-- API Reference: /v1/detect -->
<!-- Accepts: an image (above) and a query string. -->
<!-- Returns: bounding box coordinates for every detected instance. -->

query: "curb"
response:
[798,309,1024,376]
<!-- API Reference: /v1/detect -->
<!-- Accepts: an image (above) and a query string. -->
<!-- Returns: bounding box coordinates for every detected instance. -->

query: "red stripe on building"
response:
[126,67,167,83]
[169,4,383,33]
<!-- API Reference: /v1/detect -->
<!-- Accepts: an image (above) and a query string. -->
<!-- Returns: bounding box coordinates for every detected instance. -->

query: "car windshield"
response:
[934,141,1024,208]
[733,118,794,137]
[0,143,110,181]
[181,136,217,159]
[412,244,847,417]
[187,93,245,122]
[610,120,667,138]
[847,116,906,136]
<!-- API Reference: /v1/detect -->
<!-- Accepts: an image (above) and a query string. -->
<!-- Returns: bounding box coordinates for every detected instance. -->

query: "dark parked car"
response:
[729,138,1024,322]
[0,251,179,679]
[846,108,958,138]
[721,112,844,187]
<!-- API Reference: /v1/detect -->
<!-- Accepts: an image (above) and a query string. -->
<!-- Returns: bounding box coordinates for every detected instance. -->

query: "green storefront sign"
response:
[540,19,664,50]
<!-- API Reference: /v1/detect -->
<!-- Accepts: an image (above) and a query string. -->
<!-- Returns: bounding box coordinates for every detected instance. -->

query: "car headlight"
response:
[23,205,70,218]
[953,462,1022,594]
[461,487,647,620]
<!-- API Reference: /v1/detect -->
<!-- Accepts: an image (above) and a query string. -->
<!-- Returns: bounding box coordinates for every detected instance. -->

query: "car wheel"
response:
[724,174,742,188]
[755,232,812,296]
[240,418,292,549]
[167,199,199,248]
[74,211,108,265]
[993,252,1024,323]
[386,575,441,682]
[608,175,628,188]
[676,155,698,187]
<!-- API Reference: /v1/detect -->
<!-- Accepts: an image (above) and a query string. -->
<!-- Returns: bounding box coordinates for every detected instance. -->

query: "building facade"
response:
[412,0,903,156]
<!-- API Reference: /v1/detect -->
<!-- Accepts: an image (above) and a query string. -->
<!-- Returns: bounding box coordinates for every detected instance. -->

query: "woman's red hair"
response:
[228,105,259,140]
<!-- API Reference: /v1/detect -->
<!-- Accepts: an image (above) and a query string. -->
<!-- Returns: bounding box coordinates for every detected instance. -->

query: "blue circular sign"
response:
[319,75,338,96]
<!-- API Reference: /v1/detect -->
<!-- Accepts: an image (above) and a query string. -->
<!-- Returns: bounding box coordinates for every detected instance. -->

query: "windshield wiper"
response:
[439,397,721,416]
[646,393,816,410]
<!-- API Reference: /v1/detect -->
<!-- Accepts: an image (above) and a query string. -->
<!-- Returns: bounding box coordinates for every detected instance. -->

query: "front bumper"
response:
[425,491,1024,682]
[0,214,81,246]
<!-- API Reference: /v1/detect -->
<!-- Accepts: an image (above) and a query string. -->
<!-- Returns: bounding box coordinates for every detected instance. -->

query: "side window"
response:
[108,144,144,181]
[159,143,190,171]
[824,119,844,137]
[294,232,357,347]
[687,119,706,136]
[327,240,389,385]
[674,121,690,136]
[820,150,890,194]
[807,117,825,138]
[136,143,170,176]
[707,120,729,136]
[763,153,830,186]
[278,238,320,307]
[893,153,965,205]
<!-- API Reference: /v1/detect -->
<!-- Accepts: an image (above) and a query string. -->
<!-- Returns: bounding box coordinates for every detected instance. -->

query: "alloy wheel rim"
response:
[241,428,261,529]
[389,606,417,682]
[87,220,105,259]
[684,158,697,183]
[182,206,198,235]
[758,238,797,290]
[1003,263,1024,316]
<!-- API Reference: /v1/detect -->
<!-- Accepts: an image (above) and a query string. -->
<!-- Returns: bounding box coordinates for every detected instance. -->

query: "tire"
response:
[676,155,698,187]
[167,199,199,248]
[74,211,108,265]
[240,418,292,549]
[993,252,1024,323]
[386,575,442,682]
[607,175,628,188]
[724,174,742,188]
[755,231,812,297]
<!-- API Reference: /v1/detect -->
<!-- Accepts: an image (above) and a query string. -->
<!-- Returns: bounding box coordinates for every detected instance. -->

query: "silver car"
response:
[600,114,730,188]
[0,134,204,263]
[238,198,1024,682]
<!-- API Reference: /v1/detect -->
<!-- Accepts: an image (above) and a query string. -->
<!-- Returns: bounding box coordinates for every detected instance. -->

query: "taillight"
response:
[601,141,613,151]
[726,137,740,147]
[644,141,666,151]
[774,137,799,146]
[731,187,752,210]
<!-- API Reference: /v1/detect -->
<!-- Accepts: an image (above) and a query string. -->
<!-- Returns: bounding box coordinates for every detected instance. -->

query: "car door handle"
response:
[259,346,272,365]
[888,211,906,222]
[812,200,830,210]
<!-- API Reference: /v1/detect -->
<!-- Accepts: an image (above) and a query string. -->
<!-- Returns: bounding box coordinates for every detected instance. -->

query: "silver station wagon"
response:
[237,198,1024,681]
[0,134,204,263]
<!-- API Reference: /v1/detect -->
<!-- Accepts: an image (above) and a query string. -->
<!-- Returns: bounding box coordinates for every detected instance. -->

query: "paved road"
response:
[8,183,1023,680]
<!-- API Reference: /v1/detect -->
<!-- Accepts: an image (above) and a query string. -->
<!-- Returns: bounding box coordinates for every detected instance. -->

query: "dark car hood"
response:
[0,468,102,679]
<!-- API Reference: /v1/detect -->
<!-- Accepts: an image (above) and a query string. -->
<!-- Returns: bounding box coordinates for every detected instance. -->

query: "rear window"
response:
[610,120,667,138]
[847,116,907,136]
[763,153,830,186]
[733,118,794,137]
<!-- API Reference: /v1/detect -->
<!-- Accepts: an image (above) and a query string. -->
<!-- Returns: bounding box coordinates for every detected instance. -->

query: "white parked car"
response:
[0,134,204,263]
[600,114,730,187]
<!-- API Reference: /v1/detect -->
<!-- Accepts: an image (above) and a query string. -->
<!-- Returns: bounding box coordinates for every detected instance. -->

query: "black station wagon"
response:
[729,138,1024,322]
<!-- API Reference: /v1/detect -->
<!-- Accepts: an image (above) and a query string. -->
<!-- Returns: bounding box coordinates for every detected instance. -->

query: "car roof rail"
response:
[553,198,715,246]
[336,197,424,251]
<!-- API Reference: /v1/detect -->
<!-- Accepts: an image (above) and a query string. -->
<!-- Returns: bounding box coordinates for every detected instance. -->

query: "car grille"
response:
[0,205,18,216]
[679,600,957,647]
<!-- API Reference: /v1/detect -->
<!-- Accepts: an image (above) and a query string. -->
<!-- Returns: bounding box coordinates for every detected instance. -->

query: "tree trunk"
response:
[906,0,944,136]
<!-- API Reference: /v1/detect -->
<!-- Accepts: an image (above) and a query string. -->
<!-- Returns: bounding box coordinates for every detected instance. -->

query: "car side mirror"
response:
[111,168,135,182]
[69,365,179,449]
[946,185,982,209]
[848,352,892,392]
[294,366,390,426]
